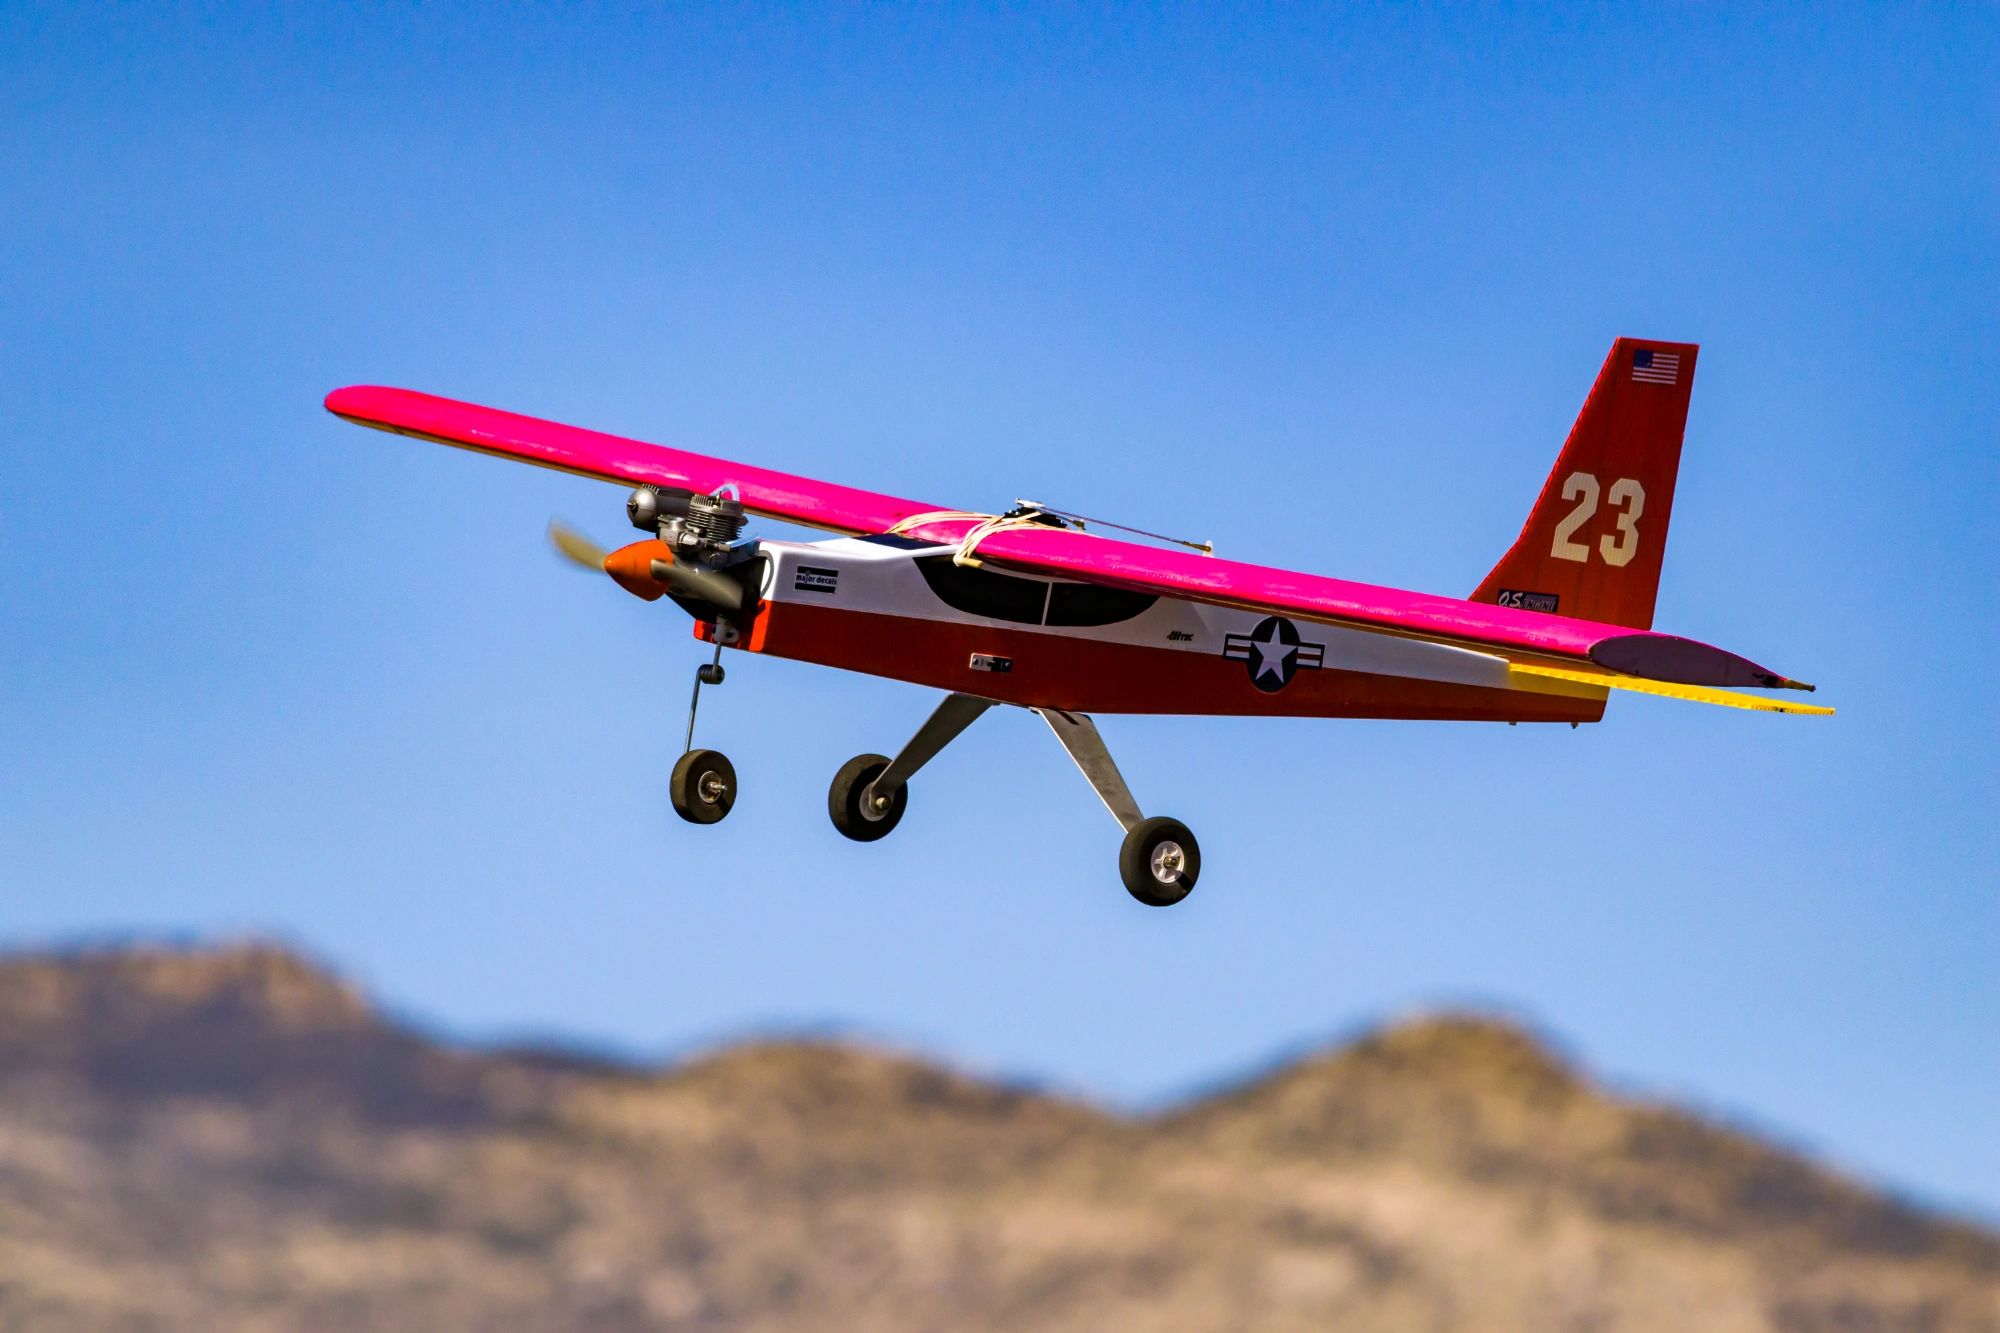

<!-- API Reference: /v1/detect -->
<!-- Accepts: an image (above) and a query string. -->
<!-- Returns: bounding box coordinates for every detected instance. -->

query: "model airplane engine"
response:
[628,485,748,567]
[607,484,758,616]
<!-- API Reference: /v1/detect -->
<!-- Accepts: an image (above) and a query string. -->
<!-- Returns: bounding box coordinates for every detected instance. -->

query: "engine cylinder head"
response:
[682,492,747,545]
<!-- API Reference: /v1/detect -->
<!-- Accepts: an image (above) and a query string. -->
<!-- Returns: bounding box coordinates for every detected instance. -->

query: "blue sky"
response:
[3,6,1994,1216]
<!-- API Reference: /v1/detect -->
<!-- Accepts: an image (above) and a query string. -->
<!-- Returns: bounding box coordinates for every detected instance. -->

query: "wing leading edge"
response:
[324,385,946,537]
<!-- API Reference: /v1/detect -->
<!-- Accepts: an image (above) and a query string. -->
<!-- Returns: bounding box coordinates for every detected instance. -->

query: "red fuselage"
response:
[698,537,1605,724]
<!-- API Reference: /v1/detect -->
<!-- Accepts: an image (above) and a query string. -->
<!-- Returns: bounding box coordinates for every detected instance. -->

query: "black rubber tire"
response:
[670,749,736,825]
[828,753,906,842]
[1119,816,1200,907]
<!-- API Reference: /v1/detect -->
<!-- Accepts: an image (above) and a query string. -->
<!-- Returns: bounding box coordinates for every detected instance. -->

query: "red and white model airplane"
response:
[328,338,1828,906]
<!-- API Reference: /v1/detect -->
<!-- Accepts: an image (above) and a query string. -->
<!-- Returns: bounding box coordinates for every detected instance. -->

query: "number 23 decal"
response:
[1549,472,1645,567]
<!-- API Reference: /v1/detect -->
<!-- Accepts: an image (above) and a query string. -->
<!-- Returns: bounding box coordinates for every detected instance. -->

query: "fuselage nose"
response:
[603,540,671,601]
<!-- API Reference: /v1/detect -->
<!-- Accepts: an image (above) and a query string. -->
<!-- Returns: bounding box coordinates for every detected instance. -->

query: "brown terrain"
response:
[0,941,1991,1331]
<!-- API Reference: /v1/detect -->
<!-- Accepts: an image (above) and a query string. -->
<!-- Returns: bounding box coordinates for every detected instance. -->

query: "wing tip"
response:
[325,384,430,422]
[325,385,381,419]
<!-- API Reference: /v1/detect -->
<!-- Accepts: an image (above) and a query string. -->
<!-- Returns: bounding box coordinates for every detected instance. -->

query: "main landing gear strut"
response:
[827,694,1201,907]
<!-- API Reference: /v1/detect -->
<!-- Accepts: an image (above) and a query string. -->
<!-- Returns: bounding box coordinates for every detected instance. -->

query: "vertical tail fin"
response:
[1471,338,1699,630]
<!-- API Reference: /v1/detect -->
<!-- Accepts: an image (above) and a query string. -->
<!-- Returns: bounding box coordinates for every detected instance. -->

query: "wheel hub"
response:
[698,772,728,804]
[1150,840,1185,884]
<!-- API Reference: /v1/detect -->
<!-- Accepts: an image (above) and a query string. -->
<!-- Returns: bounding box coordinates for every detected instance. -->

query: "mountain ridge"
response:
[0,939,1991,1331]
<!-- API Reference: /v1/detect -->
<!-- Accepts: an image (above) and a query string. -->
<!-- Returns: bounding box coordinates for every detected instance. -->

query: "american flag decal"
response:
[1631,348,1681,385]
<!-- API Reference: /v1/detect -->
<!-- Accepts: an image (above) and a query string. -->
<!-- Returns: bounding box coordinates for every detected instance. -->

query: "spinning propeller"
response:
[545,487,757,614]
[547,520,609,571]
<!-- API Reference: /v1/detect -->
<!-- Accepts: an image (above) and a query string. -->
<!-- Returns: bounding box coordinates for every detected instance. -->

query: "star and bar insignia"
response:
[1222,616,1325,692]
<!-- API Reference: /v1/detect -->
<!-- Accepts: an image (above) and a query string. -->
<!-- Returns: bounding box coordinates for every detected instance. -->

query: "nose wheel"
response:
[671,748,736,824]
[671,633,738,825]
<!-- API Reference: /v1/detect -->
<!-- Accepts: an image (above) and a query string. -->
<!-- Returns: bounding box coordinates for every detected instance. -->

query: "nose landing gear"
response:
[671,633,738,825]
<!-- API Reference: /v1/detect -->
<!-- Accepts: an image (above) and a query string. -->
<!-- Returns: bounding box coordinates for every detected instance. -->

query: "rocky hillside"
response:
[0,942,1991,1331]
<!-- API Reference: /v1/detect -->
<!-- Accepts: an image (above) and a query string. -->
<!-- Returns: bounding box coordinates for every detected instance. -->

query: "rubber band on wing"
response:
[1508,663,1835,715]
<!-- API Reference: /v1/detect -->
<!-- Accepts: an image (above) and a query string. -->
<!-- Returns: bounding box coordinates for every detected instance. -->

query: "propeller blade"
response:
[548,521,608,571]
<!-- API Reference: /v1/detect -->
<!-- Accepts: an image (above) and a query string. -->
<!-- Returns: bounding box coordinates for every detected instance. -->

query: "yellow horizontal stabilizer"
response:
[1509,662,1835,716]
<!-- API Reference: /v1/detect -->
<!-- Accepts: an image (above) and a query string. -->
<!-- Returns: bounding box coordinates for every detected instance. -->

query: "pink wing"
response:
[324,385,946,537]
[963,526,1809,690]
[325,385,1810,691]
